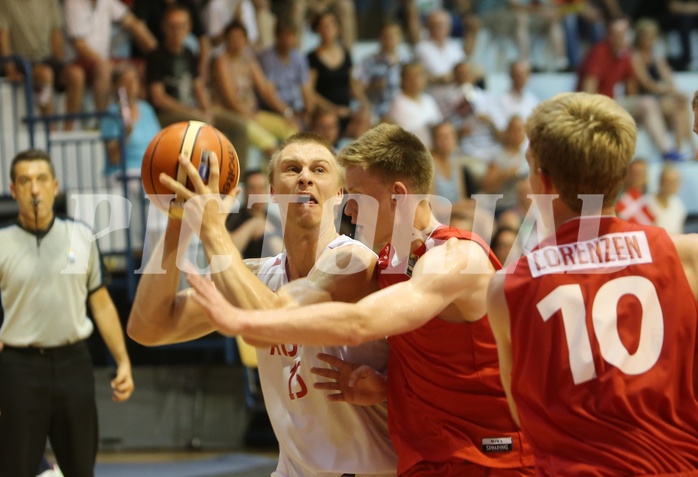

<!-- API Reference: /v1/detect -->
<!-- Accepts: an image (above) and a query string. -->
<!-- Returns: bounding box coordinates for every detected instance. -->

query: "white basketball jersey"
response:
[256,235,397,477]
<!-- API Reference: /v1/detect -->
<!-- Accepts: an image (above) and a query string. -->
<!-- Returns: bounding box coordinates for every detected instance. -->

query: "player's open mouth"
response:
[296,194,318,205]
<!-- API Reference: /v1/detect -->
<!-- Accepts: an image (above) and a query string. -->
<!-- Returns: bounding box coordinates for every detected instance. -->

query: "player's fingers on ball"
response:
[185,273,199,290]
[176,153,207,191]
[326,393,345,402]
[177,152,191,165]
[159,173,190,196]
[188,161,208,192]
[208,151,220,184]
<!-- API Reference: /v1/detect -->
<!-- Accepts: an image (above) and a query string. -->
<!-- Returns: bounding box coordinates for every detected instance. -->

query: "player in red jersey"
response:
[487,92,698,476]
[186,123,536,476]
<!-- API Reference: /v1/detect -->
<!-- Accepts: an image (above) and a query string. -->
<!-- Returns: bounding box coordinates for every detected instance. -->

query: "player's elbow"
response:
[125,319,150,345]
[126,311,163,346]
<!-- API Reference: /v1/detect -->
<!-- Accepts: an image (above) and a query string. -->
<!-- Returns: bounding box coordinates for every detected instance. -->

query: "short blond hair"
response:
[526,92,636,212]
[268,132,342,185]
[338,123,434,194]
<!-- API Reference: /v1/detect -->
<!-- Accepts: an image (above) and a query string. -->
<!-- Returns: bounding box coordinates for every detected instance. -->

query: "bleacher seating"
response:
[3,37,698,233]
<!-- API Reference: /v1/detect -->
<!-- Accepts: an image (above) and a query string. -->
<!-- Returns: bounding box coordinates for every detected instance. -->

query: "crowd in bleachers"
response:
[1,0,697,249]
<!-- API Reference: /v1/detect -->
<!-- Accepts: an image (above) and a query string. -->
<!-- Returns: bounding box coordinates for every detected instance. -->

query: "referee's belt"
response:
[2,340,86,356]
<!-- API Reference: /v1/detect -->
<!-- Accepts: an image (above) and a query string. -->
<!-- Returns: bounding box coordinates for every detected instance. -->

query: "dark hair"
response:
[243,168,264,184]
[311,10,337,33]
[11,149,55,181]
[110,62,138,88]
[492,225,519,250]
[430,121,454,141]
[162,4,191,24]
[275,18,299,37]
[224,20,248,39]
[379,20,402,34]
[310,108,339,126]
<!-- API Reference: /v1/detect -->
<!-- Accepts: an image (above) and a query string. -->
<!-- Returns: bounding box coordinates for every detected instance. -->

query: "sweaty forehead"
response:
[278,142,335,164]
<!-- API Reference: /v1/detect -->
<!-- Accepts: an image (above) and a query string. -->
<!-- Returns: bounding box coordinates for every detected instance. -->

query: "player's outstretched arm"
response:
[187,237,494,346]
[127,217,216,346]
[487,272,520,427]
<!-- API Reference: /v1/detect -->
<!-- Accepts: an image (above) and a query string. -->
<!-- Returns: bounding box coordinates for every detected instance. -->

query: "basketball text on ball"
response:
[223,147,237,194]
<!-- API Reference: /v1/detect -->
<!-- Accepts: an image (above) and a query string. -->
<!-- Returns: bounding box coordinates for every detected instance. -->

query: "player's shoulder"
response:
[420,236,493,275]
[317,235,377,276]
[406,239,494,305]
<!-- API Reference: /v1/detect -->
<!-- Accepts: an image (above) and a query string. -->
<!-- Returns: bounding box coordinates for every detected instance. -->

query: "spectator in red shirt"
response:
[577,17,683,161]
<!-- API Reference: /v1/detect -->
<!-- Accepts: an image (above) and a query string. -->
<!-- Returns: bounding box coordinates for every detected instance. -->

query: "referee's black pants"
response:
[0,341,98,477]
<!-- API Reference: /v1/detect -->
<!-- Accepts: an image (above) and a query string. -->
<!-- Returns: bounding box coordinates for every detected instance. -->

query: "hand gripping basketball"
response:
[160,151,240,222]
[141,121,240,217]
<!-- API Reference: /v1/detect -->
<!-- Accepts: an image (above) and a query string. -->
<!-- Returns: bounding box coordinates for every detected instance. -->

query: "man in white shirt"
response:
[63,0,156,111]
[414,9,465,85]
[387,62,443,148]
[489,60,540,133]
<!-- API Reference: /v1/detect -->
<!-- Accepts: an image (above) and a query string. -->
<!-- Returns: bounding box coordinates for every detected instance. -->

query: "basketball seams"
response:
[176,121,205,202]
[146,129,167,206]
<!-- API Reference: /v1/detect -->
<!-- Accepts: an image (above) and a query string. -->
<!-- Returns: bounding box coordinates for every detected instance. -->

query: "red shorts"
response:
[402,460,535,477]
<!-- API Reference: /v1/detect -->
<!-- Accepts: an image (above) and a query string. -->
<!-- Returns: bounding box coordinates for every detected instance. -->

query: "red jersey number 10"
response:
[536,276,664,385]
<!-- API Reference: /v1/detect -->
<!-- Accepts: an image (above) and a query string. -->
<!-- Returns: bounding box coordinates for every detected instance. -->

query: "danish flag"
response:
[615,187,655,225]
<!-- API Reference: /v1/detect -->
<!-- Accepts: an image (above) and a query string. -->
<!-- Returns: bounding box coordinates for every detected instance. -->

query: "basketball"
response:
[141,120,240,211]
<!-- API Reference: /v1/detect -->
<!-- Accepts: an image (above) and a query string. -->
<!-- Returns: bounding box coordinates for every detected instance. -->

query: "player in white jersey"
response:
[255,235,394,476]
[128,132,397,477]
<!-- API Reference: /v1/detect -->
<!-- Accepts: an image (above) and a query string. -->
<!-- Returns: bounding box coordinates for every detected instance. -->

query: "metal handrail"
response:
[1,56,137,299]
[0,55,36,147]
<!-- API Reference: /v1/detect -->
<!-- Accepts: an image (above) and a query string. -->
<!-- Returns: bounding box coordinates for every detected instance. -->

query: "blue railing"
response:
[0,55,138,299]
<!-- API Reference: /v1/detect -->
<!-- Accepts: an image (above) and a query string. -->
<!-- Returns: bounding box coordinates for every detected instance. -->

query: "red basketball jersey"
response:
[504,216,698,476]
[379,226,534,475]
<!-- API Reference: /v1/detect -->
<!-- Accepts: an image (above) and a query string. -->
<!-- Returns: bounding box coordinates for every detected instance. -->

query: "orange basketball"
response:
[141,121,240,211]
